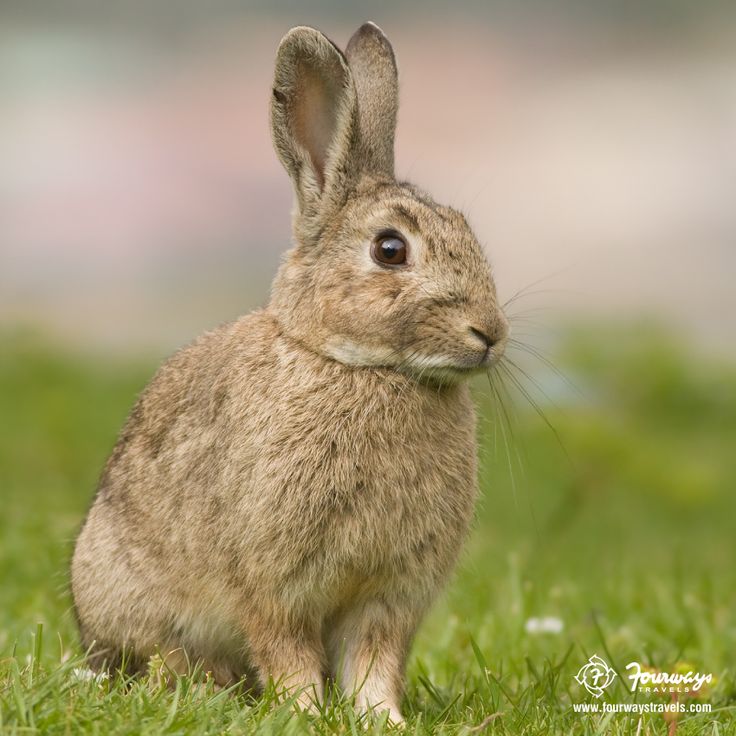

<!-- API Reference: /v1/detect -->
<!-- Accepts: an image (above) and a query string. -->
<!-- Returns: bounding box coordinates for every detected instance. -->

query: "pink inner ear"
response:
[292,63,342,191]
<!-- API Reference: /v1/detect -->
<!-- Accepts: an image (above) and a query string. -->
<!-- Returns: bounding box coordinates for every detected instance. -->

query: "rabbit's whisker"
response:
[496,360,573,468]
[485,370,519,507]
[507,339,581,397]
[501,265,576,311]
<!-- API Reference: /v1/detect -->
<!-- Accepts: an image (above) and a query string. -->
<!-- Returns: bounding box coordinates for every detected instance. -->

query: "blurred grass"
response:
[0,324,734,734]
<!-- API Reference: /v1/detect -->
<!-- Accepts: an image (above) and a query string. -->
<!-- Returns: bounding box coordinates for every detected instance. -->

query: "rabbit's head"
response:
[269,23,508,384]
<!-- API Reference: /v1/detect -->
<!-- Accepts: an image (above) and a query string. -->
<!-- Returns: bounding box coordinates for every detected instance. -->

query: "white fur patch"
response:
[324,338,396,367]
[405,353,458,371]
[324,337,468,377]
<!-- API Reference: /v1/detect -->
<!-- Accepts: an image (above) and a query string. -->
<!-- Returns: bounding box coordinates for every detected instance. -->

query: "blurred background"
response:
[1,1,736,728]
[2,0,735,353]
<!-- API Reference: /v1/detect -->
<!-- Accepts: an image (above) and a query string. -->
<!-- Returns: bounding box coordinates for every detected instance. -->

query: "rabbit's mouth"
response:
[386,311,509,380]
[397,343,506,383]
[416,323,508,376]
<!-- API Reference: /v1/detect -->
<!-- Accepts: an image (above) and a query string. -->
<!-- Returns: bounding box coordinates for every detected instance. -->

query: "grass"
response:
[1,323,735,734]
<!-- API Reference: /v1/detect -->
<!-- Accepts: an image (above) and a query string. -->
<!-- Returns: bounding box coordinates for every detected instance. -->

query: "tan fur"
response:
[71,22,508,722]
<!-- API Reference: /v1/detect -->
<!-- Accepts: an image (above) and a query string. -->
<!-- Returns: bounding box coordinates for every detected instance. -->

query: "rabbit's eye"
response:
[372,233,407,267]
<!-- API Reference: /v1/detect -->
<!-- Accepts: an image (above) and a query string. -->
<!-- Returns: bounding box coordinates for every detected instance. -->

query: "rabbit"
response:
[71,21,509,723]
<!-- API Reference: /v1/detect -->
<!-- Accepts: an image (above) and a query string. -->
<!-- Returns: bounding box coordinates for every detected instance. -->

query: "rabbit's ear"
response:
[271,27,359,223]
[345,22,398,178]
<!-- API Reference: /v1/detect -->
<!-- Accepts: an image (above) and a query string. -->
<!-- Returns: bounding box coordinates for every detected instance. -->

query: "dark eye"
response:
[372,233,407,266]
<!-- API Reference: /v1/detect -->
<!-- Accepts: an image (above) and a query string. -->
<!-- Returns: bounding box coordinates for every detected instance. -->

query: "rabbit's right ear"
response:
[271,27,359,232]
[345,22,398,178]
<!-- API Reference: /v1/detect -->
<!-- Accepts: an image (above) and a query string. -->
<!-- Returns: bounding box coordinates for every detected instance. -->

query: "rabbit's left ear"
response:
[271,27,360,225]
[346,22,398,178]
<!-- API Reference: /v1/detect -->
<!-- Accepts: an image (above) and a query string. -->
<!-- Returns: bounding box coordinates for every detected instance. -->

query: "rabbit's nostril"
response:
[469,326,495,348]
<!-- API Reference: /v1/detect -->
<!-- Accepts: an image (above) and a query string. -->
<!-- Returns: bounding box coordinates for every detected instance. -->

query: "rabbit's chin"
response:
[323,336,498,385]
[397,354,498,386]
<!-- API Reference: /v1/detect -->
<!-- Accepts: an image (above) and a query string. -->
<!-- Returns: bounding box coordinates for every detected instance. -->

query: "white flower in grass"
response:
[524,616,564,634]
[71,667,109,683]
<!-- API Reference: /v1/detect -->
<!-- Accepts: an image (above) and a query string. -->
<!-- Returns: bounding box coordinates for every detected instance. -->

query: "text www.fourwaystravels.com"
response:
[572,702,712,715]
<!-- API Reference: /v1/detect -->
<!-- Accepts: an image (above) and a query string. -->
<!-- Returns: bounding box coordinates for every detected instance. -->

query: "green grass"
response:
[1,324,735,734]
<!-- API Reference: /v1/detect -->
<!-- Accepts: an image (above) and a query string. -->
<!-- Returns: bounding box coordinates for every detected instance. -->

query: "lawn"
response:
[1,324,734,734]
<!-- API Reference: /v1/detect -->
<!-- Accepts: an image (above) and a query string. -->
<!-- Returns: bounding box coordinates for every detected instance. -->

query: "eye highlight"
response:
[372,232,408,267]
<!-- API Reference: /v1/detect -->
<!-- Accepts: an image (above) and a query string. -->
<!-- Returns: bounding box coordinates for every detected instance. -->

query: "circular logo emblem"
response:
[575,655,617,698]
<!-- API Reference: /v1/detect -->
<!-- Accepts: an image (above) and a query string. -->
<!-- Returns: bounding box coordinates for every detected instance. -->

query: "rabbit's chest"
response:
[247,381,478,589]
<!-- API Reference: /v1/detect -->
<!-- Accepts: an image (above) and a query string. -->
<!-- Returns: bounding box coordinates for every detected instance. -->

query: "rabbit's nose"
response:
[469,314,509,346]
[469,326,496,348]
[467,314,509,361]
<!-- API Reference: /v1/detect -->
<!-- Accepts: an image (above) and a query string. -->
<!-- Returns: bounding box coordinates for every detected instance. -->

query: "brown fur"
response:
[71,22,508,722]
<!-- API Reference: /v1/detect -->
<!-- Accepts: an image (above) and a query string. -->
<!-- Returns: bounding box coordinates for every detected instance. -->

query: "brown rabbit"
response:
[71,22,509,722]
